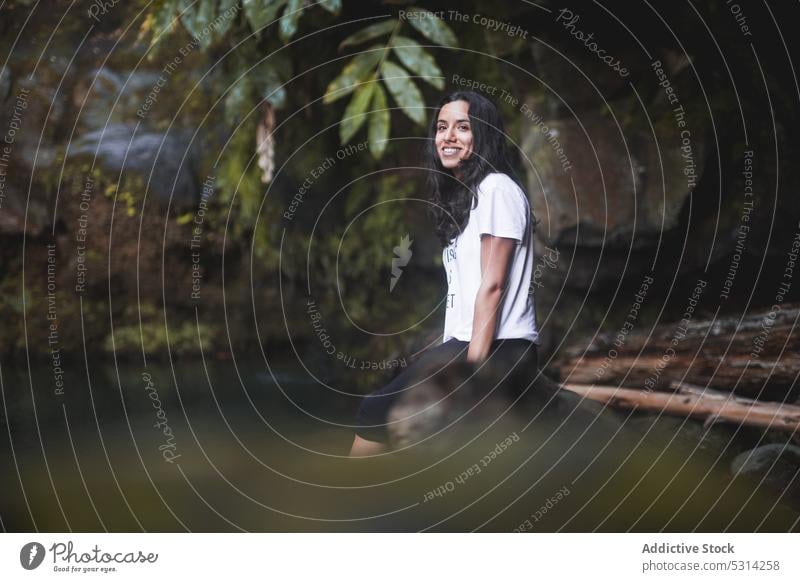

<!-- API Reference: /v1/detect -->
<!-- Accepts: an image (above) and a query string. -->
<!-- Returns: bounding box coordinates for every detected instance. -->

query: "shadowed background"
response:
[1,0,799,531]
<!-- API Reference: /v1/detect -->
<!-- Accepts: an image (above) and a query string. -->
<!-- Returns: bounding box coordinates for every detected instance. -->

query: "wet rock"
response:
[732,444,800,501]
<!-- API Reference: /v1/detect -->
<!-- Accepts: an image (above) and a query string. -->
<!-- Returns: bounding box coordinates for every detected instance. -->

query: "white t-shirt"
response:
[442,172,540,344]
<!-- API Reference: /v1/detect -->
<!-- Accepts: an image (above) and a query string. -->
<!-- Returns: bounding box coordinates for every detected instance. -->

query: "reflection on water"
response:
[1,357,797,532]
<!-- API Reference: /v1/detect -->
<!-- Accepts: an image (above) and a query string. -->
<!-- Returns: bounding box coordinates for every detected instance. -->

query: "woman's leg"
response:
[489,339,538,372]
[485,339,539,400]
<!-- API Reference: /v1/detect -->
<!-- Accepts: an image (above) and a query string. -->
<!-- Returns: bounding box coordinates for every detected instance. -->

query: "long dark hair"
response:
[424,90,523,247]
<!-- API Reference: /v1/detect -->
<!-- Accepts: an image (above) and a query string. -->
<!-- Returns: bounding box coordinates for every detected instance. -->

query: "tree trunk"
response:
[561,381,800,432]
[552,304,800,401]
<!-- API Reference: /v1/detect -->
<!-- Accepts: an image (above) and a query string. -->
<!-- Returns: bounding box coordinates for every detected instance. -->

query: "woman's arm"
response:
[467,234,516,362]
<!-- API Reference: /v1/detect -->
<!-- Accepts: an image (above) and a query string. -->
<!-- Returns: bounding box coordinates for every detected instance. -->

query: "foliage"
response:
[140,2,456,161]
[133,1,457,313]
[326,7,457,157]
[105,318,220,357]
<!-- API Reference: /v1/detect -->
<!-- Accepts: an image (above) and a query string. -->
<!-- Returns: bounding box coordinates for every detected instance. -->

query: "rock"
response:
[68,123,204,210]
[732,444,800,501]
[523,105,705,251]
[520,47,707,299]
[530,36,648,116]
[386,358,514,453]
[386,349,603,454]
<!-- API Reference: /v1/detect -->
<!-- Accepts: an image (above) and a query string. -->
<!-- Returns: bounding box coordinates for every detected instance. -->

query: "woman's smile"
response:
[435,100,474,170]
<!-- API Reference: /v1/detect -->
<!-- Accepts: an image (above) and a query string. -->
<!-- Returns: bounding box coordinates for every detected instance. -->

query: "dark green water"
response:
[1,357,797,532]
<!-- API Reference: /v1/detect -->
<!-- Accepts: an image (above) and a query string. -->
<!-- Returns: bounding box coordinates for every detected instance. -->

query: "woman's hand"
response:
[467,234,517,362]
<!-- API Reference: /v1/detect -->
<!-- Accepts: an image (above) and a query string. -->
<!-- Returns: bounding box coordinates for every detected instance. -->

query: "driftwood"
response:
[552,303,800,400]
[561,381,800,433]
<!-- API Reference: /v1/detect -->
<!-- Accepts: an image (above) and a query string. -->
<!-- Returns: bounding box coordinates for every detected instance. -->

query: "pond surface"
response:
[1,356,797,532]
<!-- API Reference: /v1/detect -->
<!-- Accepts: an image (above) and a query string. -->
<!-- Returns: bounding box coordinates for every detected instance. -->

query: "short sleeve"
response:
[475,174,528,242]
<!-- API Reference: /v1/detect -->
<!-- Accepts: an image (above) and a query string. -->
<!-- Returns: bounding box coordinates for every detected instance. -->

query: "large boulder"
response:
[517,48,711,357]
[386,348,602,454]
[523,100,705,252]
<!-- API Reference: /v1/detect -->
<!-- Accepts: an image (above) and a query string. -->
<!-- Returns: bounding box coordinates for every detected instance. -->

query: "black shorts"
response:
[353,338,538,444]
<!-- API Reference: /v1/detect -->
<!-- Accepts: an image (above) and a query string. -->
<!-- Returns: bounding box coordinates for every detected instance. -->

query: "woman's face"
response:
[435,100,474,172]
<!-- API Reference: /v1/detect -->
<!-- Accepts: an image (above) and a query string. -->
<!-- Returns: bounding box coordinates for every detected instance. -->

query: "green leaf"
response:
[179,0,217,50]
[319,0,342,14]
[339,19,396,50]
[147,0,181,50]
[380,60,426,125]
[368,84,390,159]
[212,0,240,41]
[323,48,383,104]
[390,35,444,89]
[406,7,458,47]
[242,0,287,32]
[176,212,194,225]
[279,0,305,42]
[340,80,375,144]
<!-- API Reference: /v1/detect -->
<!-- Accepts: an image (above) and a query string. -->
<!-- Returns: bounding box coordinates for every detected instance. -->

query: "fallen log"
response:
[552,303,800,400]
[561,382,800,433]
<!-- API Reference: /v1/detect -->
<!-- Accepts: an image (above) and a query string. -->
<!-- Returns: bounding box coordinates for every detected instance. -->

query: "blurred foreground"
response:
[2,358,797,532]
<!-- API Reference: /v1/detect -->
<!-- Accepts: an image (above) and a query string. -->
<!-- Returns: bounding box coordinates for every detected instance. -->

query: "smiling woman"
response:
[349,90,540,457]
